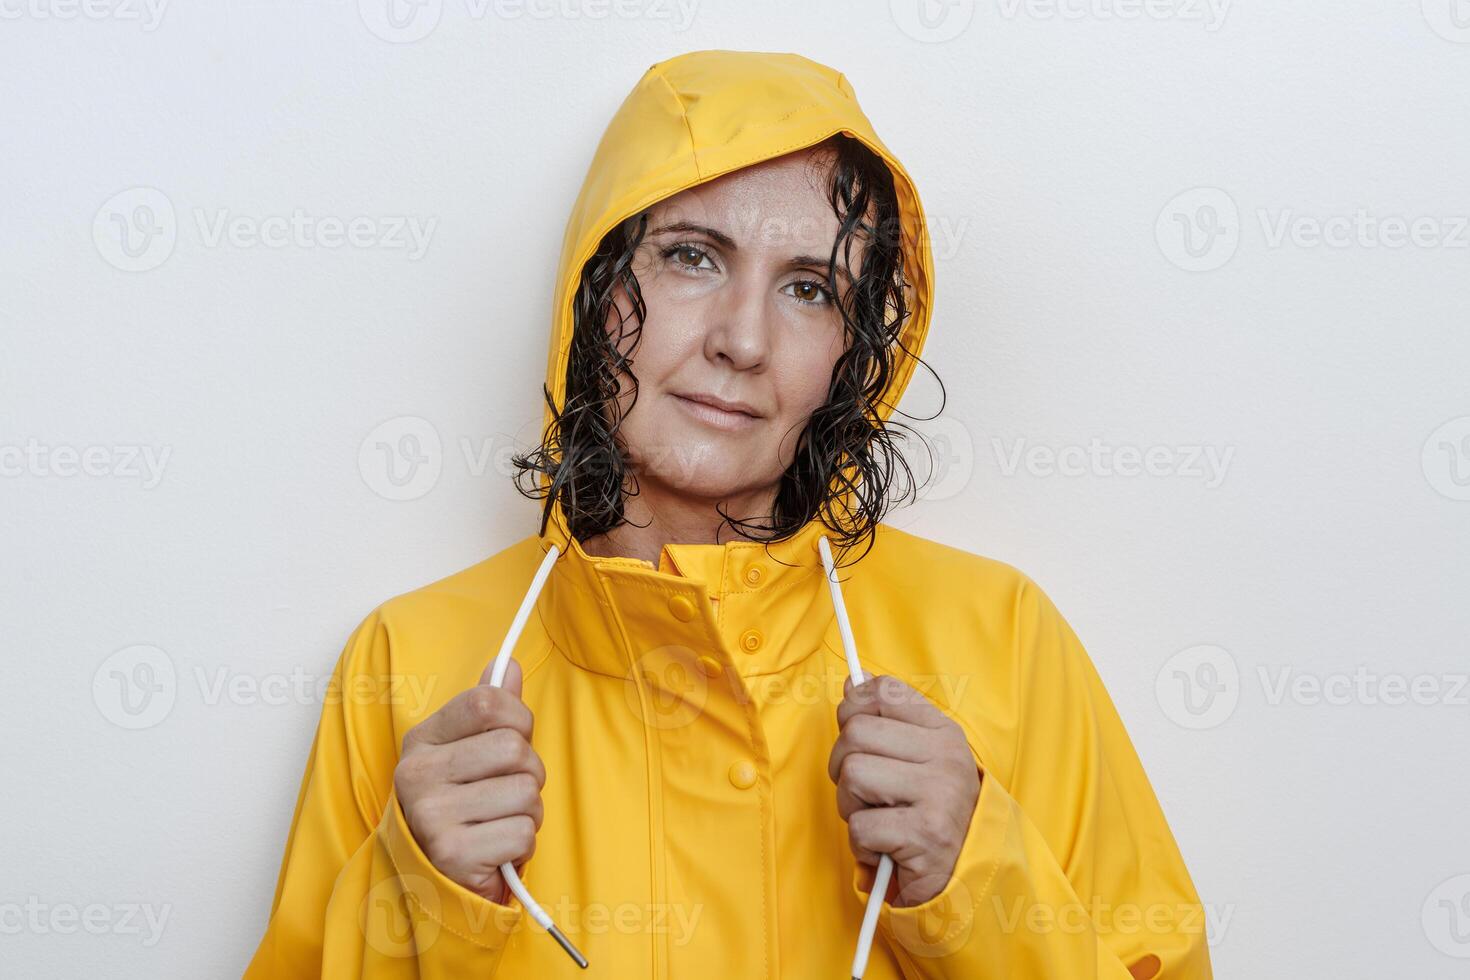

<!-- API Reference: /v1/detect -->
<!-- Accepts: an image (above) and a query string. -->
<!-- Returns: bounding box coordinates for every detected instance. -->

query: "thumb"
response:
[478,655,524,698]
[842,668,875,696]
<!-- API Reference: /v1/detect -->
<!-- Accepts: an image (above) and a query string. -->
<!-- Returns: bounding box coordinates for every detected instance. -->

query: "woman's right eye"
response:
[662,243,717,272]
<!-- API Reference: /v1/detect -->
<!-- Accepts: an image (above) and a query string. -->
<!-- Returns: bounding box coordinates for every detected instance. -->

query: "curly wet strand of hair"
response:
[511,134,945,568]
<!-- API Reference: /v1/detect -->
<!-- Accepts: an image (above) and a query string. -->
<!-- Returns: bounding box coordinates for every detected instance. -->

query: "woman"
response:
[246,49,1213,979]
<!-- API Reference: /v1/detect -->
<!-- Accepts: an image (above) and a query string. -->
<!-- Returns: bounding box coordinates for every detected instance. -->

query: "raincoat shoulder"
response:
[838,523,1213,979]
[243,535,554,979]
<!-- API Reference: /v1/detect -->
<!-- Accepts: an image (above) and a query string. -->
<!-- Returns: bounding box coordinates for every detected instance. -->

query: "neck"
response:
[579,478,779,565]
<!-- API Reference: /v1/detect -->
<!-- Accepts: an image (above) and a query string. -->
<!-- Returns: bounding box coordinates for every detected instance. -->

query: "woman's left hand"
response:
[828,673,982,906]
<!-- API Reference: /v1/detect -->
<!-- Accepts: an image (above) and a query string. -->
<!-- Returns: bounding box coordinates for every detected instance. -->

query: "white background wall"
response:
[4,1,1468,976]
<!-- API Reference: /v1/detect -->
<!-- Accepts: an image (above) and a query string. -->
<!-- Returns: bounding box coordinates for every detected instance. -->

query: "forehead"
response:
[646,146,843,254]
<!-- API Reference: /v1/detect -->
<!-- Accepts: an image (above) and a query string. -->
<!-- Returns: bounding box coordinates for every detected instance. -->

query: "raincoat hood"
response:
[536,48,935,555]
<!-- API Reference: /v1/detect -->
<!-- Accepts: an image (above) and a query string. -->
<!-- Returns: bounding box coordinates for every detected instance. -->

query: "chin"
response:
[632,439,763,499]
[624,406,781,486]
[653,459,751,497]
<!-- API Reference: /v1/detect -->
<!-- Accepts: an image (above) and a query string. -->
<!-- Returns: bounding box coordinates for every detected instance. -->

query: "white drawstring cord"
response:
[486,542,588,969]
[817,534,894,980]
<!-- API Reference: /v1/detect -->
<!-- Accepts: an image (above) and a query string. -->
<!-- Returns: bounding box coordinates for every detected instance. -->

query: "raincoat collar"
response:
[535,515,840,679]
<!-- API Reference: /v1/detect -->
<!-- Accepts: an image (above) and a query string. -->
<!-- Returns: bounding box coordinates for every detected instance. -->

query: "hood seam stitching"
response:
[650,67,701,181]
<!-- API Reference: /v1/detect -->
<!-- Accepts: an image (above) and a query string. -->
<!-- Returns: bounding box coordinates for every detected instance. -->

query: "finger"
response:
[440,772,544,829]
[443,728,546,786]
[865,674,946,727]
[828,713,932,784]
[838,674,944,729]
[834,751,931,819]
[408,684,533,746]
[449,813,539,870]
[836,672,882,727]
[478,654,523,699]
[847,807,918,867]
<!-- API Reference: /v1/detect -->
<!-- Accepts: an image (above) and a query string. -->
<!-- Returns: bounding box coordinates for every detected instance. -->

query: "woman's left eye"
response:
[784,279,833,306]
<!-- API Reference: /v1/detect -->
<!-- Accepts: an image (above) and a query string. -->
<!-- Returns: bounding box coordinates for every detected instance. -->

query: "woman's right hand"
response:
[393,658,545,905]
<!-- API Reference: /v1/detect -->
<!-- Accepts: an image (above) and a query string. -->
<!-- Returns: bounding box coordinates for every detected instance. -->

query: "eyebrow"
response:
[648,221,851,281]
[648,221,737,250]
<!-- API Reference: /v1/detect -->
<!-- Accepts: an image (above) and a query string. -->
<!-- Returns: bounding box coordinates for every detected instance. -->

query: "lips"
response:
[672,392,762,431]
[676,392,760,416]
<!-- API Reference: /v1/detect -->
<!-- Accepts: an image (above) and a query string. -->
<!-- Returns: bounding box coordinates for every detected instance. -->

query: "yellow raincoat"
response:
[245,49,1213,979]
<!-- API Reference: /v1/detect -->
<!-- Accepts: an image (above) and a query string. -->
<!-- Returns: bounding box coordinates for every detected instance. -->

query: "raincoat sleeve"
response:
[244,608,524,978]
[855,574,1213,980]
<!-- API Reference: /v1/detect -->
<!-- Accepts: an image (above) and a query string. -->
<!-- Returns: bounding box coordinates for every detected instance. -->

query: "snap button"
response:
[744,563,765,586]
[728,759,758,790]
[696,655,723,678]
[667,594,696,622]
[739,629,763,653]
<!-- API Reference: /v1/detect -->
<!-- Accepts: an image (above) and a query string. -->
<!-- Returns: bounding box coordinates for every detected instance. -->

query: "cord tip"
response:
[548,924,589,969]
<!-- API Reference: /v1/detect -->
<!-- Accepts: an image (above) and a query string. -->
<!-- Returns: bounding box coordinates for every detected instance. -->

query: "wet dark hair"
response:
[511,133,944,565]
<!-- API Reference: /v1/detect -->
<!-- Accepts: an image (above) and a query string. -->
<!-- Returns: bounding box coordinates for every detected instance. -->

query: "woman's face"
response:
[606,146,861,510]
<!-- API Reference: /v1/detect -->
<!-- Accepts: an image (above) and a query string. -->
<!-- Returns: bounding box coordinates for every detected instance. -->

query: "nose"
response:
[703,273,771,372]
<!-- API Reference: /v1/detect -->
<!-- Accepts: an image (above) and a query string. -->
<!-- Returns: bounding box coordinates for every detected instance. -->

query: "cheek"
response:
[774,325,846,417]
[616,281,708,385]
[603,281,668,372]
